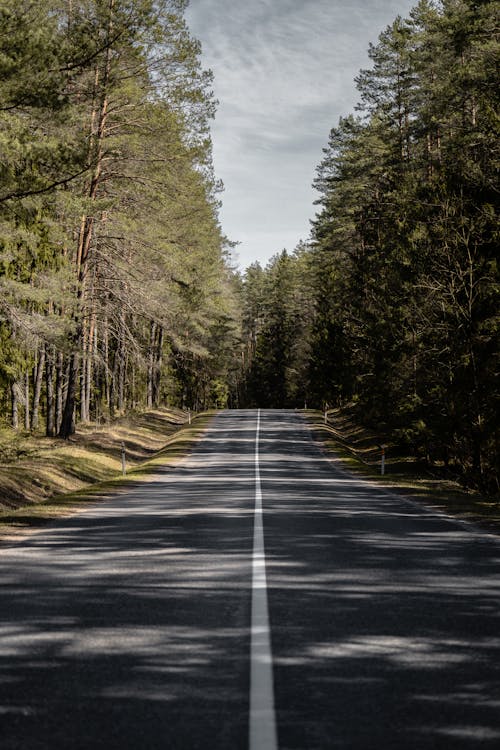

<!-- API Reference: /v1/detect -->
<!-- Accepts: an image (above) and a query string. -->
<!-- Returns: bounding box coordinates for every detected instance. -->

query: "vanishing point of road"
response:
[1,410,500,749]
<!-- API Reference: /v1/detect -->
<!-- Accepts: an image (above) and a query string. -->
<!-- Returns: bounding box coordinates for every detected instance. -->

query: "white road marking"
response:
[249,410,278,750]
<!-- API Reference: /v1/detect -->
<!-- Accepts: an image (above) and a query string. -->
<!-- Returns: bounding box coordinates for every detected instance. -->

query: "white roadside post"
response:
[121,442,126,476]
[381,445,386,475]
[188,408,191,425]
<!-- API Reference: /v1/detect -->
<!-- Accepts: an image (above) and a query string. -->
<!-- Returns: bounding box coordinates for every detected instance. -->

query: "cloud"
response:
[186,0,417,268]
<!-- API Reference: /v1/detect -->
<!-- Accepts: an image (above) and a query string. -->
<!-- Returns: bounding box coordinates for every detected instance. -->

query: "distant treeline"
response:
[238,0,499,493]
[0,1,240,437]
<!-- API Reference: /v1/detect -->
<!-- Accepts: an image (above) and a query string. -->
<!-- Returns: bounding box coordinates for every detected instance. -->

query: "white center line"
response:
[249,409,278,750]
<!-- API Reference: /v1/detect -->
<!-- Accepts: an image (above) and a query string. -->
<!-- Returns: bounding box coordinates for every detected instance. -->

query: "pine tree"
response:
[309,0,499,489]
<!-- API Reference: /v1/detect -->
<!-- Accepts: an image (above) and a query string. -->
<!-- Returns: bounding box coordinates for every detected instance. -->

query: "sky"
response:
[185,0,417,270]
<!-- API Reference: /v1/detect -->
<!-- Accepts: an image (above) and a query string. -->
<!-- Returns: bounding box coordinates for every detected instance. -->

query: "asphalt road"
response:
[1,410,500,749]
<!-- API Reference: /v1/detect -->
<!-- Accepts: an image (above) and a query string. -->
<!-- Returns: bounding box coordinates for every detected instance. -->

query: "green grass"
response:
[0,410,214,540]
[305,408,500,534]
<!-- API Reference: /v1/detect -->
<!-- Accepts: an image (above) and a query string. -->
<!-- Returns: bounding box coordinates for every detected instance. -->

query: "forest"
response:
[0,0,242,437]
[0,0,498,494]
[239,0,499,494]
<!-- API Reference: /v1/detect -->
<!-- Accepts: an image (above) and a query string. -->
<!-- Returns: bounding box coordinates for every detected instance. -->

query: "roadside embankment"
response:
[306,406,500,535]
[0,409,213,537]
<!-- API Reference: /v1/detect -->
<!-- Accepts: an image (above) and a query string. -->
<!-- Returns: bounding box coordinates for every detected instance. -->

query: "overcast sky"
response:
[185,0,417,270]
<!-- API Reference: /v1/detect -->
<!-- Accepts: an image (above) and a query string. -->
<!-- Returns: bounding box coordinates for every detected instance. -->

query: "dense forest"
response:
[0,0,498,493]
[0,0,241,438]
[239,0,499,493]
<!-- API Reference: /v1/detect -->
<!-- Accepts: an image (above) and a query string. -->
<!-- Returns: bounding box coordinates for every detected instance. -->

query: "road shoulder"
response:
[303,410,500,537]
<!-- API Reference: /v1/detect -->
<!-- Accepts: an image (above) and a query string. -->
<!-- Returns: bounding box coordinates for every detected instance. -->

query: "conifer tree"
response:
[0,0,241,435]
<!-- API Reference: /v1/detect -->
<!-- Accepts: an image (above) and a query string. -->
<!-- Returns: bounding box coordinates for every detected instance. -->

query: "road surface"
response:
[1,410,500,749]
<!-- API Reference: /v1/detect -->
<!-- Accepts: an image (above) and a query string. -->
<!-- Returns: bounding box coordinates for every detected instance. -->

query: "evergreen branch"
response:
[0,165,91,203]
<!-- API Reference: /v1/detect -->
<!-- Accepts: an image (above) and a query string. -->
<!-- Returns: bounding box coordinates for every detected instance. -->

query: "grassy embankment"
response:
[0,408,213,538]
[307,405,500,534]
[3,405,498,539]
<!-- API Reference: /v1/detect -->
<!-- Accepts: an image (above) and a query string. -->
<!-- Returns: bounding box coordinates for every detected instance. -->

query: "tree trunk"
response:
[131,367,136,410]
[46,346,55,437]
[109,344,120,420]
[109,370,115,419]
[147,321,156,409]
[153,326,164,407]
[59,3,114,436]
[24,372,30,431]
[59,351,79,439]
[11,382,19,430]
[81,320,88,423]
[55,351,64,433]
[117,313,126,413]
[86,312,96,421]
[32,348,46,431]
[118,346,125,413]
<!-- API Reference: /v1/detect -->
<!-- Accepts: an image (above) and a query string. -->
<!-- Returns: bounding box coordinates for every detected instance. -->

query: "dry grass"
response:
[0,409,214,539]
[305,406,500,535]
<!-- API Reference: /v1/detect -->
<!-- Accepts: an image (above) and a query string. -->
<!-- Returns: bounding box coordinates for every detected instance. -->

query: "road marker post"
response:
[121,442,126,476]
[324,402,329,425]
[380,445,386,475]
